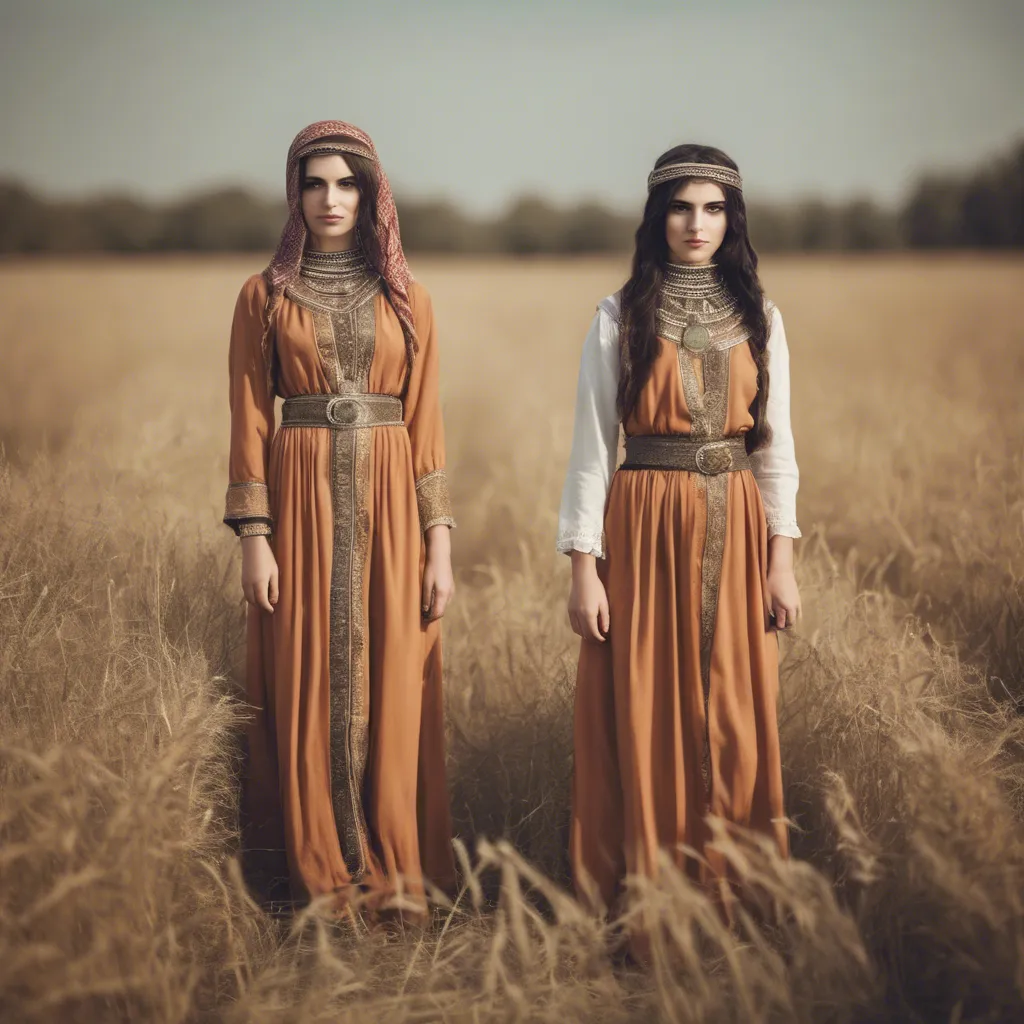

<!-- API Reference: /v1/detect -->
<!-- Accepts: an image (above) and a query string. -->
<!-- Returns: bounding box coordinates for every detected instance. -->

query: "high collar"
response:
[660,261,724,297]
[300,246,370,280]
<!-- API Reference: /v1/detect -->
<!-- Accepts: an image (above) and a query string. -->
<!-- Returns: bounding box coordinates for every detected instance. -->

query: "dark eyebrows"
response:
[303,175,357,185]
[670,199,726,208]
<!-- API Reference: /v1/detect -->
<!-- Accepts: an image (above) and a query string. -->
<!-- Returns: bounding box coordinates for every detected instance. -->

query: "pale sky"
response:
[1,0,1021,212]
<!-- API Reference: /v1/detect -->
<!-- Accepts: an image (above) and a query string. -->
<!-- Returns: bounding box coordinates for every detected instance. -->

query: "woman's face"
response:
[664,180,728,265]
[300,153,361,251]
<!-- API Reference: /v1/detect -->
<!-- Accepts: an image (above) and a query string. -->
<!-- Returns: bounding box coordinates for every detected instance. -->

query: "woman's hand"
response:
[766,535,801,630]
[422,525,455,622]
[568,551,610,642]
[241,534,279,613]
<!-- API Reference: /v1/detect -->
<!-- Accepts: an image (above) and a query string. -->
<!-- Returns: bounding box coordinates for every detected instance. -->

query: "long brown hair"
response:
[298,151,389,293]
[259,121,418,397]
[617,143,771,453]
[286,148,417,395]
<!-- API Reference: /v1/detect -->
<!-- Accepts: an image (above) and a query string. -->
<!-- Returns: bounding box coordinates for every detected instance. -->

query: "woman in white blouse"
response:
[558,144,801,930]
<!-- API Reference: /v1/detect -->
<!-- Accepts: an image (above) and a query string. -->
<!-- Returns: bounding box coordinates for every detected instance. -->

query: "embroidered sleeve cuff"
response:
[556,528,606,559]
[415,469,456,532]
[236,521,273,538]
[765,514,801,540]
[224,482,273,535]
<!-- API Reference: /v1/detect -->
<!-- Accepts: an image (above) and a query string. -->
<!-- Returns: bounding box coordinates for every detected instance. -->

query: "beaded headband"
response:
[295,139,376,162]
[647,162,743,193]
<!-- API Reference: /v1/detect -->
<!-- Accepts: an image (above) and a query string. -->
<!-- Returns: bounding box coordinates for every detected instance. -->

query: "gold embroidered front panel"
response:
[285,272,380,393]
[327,425,372,880]
[677,344,732,801]
[415,469,456,532]
[287,262,380,880]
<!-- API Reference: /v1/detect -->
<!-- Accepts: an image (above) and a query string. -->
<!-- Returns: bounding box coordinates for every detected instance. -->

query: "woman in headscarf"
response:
[558,144,801,927]
[225,121,456,914]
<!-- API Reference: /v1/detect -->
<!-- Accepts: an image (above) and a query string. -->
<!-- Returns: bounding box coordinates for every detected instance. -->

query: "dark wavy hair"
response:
[299,150,389,297]
[617,143,771,453]
[298,149,416,393]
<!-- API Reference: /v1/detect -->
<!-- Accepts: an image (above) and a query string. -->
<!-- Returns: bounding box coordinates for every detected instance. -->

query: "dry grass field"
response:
[1,254,1023,1023]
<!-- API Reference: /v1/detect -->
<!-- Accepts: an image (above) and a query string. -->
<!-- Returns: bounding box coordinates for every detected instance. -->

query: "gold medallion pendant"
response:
[681,323,711,353]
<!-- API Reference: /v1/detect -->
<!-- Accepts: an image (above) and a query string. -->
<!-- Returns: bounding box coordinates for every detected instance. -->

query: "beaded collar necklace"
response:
[656,262,748,353]
[290,246,381,308]
[300,247,371,280]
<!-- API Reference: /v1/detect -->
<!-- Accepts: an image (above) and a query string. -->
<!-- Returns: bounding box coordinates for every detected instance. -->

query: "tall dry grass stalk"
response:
[1,255,1023,1022]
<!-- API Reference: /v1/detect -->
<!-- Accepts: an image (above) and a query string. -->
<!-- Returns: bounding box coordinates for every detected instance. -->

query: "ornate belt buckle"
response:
[326,396,360,426]
[694,441,733,475]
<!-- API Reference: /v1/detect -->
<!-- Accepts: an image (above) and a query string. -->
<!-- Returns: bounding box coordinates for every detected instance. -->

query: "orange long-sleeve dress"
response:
[559,288,798,916]
[224,260,456,908]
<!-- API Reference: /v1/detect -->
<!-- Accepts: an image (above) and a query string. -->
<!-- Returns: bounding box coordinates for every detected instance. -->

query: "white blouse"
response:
[556,294,801,558]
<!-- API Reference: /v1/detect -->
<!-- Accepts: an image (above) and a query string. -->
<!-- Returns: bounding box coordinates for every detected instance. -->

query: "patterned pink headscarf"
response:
[262,120,417,379]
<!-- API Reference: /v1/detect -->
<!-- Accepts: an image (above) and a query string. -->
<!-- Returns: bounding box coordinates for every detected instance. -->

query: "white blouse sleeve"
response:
[556,301,621,558]
[750,303,801,539]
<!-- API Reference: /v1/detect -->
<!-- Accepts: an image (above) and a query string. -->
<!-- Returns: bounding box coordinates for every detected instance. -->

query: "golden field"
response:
[1,254,1023,1023]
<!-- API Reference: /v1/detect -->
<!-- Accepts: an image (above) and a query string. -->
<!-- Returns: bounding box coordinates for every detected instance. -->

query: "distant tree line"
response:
[1,139,1020,255]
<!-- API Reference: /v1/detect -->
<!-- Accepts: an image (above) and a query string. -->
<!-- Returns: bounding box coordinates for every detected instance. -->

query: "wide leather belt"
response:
[281,393,404,429]
[621,435,750,475]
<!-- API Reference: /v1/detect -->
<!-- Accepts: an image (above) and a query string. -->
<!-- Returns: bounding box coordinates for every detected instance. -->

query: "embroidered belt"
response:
[281,393,404,429]
[621,434,750,474]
